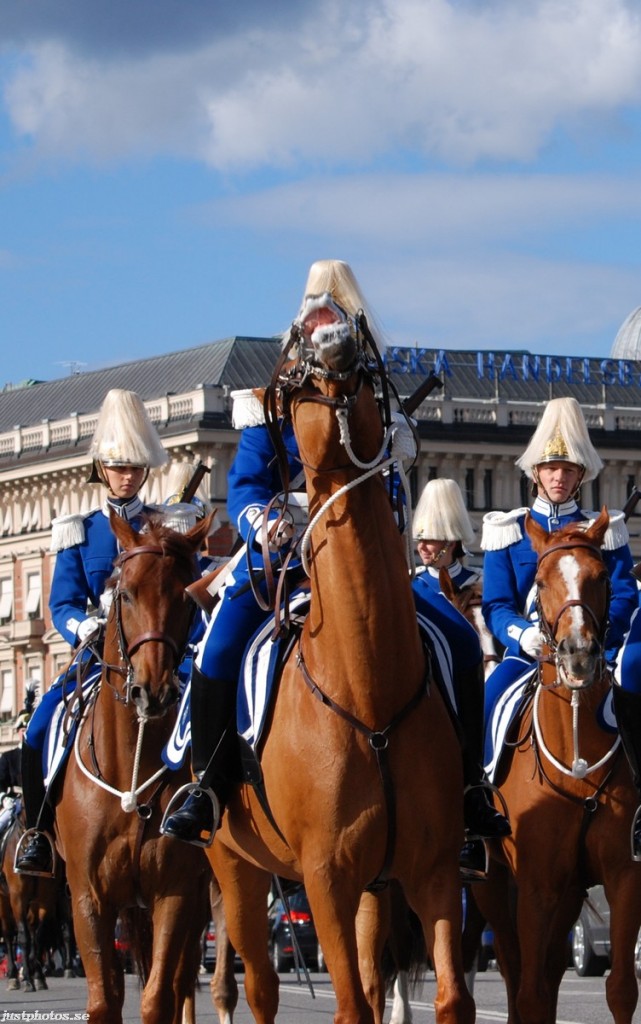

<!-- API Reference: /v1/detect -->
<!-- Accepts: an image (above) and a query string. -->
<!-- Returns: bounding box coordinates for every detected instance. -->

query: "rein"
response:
[74,541,196,815]
[532,534,616,781]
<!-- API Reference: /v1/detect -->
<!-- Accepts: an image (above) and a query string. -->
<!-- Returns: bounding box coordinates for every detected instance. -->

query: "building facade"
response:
[1,336,640,751]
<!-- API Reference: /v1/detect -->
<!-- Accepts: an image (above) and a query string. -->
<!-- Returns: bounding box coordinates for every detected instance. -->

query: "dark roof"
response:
[1,338,639,434]
[0,336,282,434]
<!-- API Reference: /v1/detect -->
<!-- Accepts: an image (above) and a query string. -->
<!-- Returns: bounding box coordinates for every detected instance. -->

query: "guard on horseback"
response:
[15,388,172,876]
[161,259,384,846]
[412,477,510,879]
[481,396,641,860]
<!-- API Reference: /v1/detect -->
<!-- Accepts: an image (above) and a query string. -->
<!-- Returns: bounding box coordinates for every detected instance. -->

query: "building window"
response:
[0,669,13,721]
[465,468,475,510]
[519,474,530,507]
[0,578,13,624]
[483,469,493,511]
[25,572,42,619]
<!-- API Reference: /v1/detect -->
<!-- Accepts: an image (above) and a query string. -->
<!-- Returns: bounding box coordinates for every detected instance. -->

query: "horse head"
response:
[525,507,610,689]
[106,510,213,718]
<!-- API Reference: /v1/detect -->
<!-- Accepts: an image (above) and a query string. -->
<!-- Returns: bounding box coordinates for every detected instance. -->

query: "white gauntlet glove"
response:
[389,412,418,463]
[260,517,294,552]
[520,626,545,658]
[76,617,105,643]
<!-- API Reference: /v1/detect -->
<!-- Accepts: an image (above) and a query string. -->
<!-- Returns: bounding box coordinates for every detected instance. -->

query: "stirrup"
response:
[465,780,511,828]
[159,782,220,848]
[14,828,57,878]
[631,806,641,863]
[459,838,489,883]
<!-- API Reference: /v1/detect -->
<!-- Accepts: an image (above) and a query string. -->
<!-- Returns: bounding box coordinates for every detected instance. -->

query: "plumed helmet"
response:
[516,397,603,483]
[88,389,168,483]
[283,258,384,352]
[412,478,476,545]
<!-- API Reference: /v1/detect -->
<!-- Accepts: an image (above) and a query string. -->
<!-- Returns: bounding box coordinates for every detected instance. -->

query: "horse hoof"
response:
[22,980,35,993]
[6,979,20,991]
[64,968,76,979]
[36,978,48,990]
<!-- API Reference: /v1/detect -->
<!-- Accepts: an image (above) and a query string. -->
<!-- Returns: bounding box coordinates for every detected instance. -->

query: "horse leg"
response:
[71,896,124,1023]
[403,866,475,1024]
[211,848,278,1024]
[606,881,641,1024]
[473,859,521,1021]
[209,875,239,1024]
[140,891,208,1024]
[389,972,413,1024]
[355,889,391,1024]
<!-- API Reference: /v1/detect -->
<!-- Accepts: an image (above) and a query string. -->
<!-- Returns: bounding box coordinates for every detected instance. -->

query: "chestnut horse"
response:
[2,811,59,991]
[52,512,212,1024]
[207,322,474,1024]
[475,510,641,1024]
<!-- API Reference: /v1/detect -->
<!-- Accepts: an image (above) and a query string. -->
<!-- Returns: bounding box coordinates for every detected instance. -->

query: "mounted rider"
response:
[481,396,641,860]
[161,259,384,846]
[412,477,510,878]
[15,388,179,876]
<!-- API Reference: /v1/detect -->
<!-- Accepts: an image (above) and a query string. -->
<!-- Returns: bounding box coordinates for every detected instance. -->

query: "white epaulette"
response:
[50,510,94,552]
[231,389,266,430]
[481,508,529,551]
[581,509,629,550]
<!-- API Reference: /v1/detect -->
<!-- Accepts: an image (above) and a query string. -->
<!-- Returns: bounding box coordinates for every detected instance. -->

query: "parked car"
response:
[268,886,326,973]
[571,884,641,978]
[202,922,243,973]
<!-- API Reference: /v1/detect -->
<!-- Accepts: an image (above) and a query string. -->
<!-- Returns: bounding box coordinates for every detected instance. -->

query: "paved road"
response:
[1,967,640,1022]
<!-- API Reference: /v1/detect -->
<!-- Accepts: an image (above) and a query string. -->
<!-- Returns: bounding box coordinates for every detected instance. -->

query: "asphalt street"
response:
[0,967,639,1023]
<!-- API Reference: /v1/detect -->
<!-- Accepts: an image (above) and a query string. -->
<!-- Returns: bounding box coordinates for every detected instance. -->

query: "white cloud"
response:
[3,0,641,170]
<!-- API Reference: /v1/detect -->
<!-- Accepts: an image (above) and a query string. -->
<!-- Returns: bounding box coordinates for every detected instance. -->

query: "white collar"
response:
[103,495,144,522]
[532,495,578,518]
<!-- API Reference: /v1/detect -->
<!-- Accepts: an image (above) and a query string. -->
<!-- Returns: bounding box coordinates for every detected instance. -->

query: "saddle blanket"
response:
[44,667,101,786]
[164,595,460,765]
[484,670,618,784]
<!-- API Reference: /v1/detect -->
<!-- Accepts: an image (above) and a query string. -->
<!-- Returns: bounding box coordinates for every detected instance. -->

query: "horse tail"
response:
[119,906,153,982]
[381,881,428,992]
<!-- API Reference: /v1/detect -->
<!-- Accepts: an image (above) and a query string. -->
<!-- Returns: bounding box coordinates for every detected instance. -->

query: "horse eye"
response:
[120,590,133,606]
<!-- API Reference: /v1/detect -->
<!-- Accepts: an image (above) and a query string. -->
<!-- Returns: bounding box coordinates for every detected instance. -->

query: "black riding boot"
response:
[161,667,239,846]
[612,686,641,861]
[15,742,55,876]
[459,663,511,839]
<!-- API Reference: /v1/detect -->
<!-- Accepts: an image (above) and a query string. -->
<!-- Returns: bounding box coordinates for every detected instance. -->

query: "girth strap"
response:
[296,643,430,889]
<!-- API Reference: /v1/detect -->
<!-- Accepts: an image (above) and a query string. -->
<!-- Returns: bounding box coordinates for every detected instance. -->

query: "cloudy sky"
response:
[2,0,641,385]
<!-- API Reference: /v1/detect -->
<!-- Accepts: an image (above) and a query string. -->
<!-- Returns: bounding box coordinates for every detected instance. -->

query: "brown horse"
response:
[2,811,59,991]
[53,511,213,1024]
[438,570,502,680]
[207,323,474,1024]
[475,509,641,1024]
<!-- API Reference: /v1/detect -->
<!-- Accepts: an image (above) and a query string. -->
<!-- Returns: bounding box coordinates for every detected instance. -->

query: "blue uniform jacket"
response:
[482,496,636,661]
[227,422,304,550]
[413,563,480,594]
[49,500,154,647]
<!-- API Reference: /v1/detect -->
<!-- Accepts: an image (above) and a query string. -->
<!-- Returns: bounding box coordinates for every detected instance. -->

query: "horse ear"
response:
[438,567,457,602]
[109,508,141,550]
[585,506,610,547]
[186,511,216,552]
[524,511,548,553]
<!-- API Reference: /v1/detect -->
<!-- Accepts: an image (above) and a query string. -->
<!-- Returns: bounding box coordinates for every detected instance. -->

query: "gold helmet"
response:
[516,397,603,483]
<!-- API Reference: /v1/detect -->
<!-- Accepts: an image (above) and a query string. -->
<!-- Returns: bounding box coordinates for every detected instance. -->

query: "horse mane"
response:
[104,515,199,591]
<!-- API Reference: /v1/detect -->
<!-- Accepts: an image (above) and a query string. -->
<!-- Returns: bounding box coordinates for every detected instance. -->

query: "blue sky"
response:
[2,0,641,386]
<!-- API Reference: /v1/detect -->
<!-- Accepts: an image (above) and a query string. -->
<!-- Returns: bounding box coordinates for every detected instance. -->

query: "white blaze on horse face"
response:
[558,553,585,640]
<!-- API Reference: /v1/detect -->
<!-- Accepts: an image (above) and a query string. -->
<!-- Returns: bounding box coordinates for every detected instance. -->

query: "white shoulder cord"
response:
[74,711,168,813]
[532,684,620,780]
[300,408,416,576]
